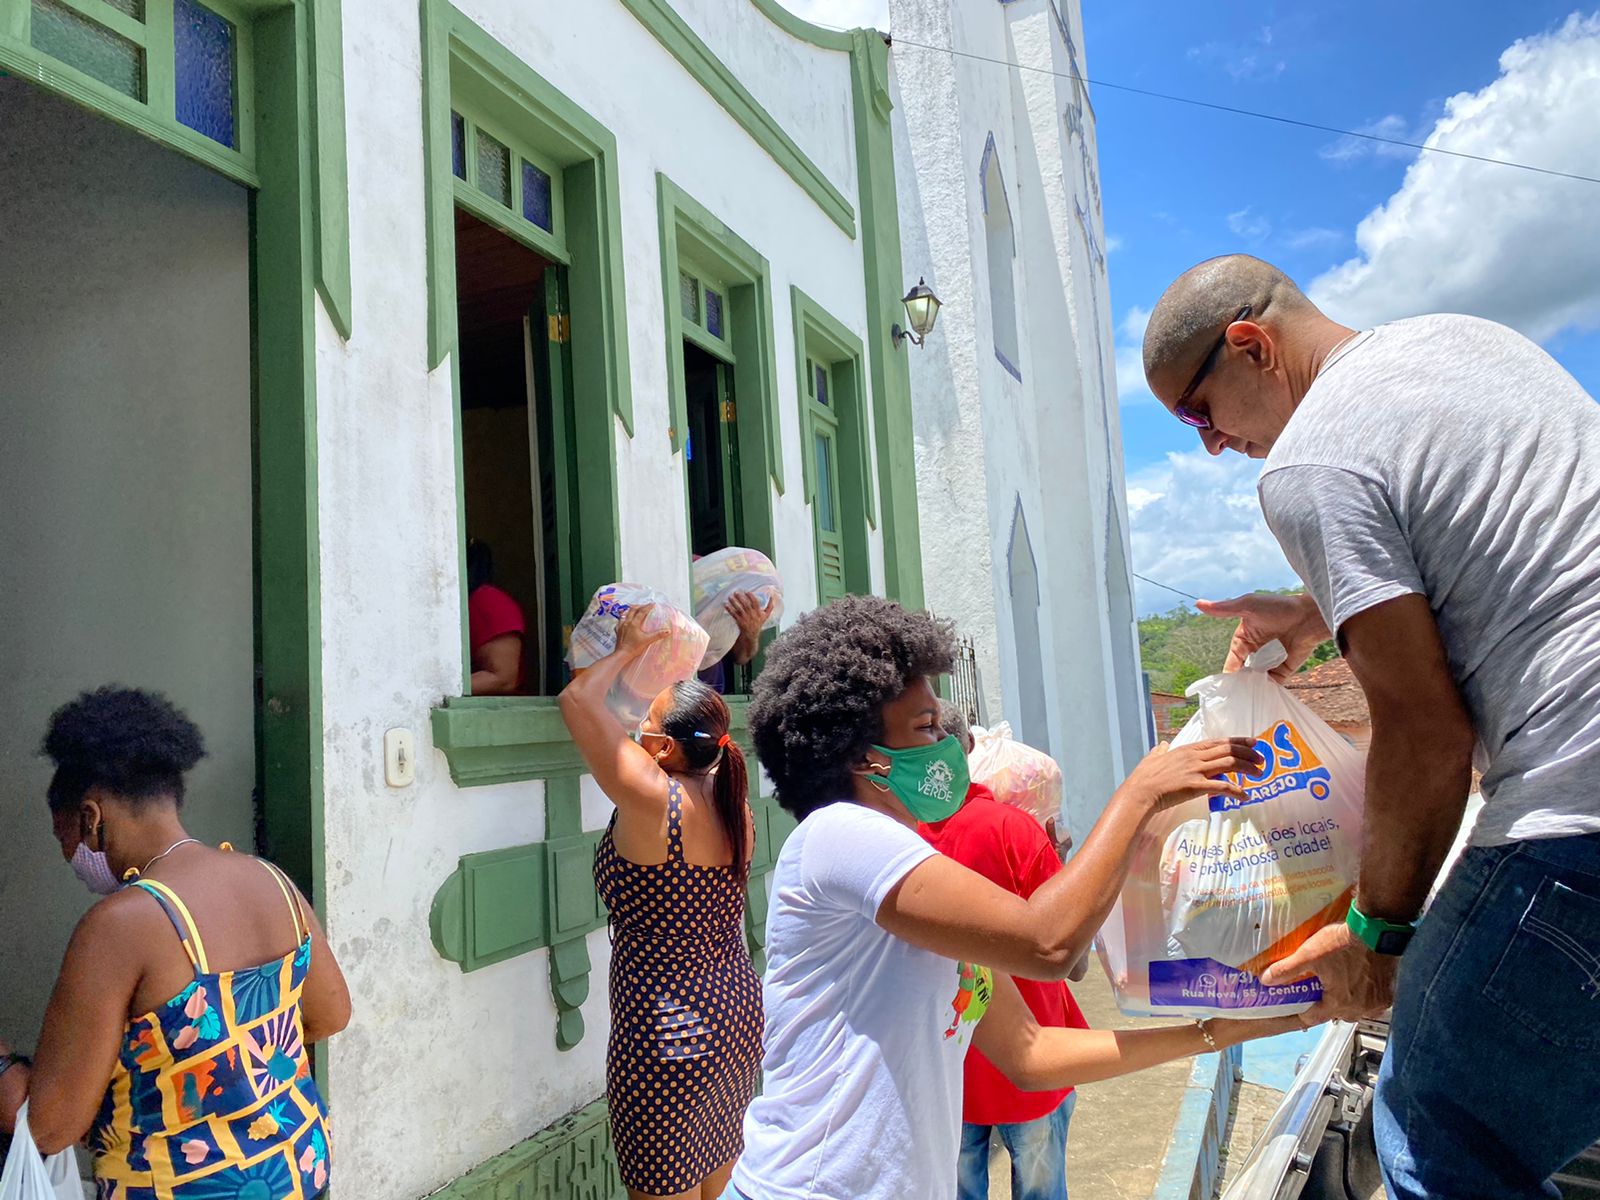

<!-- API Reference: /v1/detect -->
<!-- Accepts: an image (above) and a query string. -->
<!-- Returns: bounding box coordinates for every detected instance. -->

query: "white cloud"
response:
[1115,304,1154,403]
[1105,234,1124,254]
[777,0,887,30]
[1187,28,1285,82]
[1310,13,1600,343]
[1126,450,1300,615]
[1319,114,1419,164]
[1285,226,1343,250]
[1226,206,1273,240]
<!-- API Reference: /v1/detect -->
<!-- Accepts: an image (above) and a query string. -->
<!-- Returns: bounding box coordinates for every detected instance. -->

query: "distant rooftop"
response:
[1286,657,1370,728]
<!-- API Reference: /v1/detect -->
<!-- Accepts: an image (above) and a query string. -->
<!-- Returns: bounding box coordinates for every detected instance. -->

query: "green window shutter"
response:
[810,398,846,605]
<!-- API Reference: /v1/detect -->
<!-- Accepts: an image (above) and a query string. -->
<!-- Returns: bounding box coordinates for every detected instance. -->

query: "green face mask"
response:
[865,735,971,822]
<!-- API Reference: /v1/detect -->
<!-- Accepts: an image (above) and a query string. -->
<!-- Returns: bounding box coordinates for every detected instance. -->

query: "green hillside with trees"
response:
[1139,596,1336,721]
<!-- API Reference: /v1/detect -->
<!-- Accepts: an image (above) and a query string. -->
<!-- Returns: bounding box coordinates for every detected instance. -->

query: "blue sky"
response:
[787,1,1600,613]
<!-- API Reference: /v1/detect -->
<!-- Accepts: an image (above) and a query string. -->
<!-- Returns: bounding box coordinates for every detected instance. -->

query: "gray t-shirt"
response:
[1259,313,1600,846]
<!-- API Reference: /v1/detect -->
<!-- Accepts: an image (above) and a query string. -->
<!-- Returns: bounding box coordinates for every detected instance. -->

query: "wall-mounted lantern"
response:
[891,278,942,349]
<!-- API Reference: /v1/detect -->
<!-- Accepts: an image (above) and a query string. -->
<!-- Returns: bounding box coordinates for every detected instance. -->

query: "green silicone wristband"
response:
[1346,903,1418,955]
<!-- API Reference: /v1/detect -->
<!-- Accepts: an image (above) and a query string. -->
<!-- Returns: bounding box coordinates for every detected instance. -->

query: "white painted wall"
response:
[891,0,1146,846]
[0,80,255,1045]
[316,4,879,1195]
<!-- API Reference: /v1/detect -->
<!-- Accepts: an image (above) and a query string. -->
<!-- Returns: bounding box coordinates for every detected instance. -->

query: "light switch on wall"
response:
[384,728,415,787]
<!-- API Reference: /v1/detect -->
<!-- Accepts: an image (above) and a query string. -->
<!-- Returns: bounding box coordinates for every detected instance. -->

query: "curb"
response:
[1151,1043,1243,1200]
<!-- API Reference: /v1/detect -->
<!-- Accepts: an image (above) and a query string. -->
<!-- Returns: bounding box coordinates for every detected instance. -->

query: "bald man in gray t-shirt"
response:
[1144,255,1600,1200]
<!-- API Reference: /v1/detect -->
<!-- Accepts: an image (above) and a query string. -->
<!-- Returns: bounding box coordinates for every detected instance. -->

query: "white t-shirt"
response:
[1260,314,1600,846]
[732,802,993,1200]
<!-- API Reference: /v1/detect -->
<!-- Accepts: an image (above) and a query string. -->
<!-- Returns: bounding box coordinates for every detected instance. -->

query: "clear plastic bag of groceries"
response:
[691,547,785,671]
[1097,641,1366,1018]
[566,583,710,727]
[968,722,1063,827]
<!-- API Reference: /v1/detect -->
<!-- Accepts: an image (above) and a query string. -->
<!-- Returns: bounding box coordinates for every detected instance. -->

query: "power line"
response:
[1132,573,1202,603]
[876,32,1600,188]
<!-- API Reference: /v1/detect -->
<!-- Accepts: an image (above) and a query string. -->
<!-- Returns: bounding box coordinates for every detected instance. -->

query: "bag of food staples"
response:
[691,547,785,671]
[567,583,710,727]
[968,722,1063,827]
[1097,641,1366,1019]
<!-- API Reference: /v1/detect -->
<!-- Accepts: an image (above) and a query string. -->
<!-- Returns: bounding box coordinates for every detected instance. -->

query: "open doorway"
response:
[683,341,744,557]
[0,80,257,1050]
[454,208,572,695]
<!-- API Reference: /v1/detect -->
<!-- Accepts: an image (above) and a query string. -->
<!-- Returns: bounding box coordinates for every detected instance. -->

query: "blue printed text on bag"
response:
[1210,721,1331,812]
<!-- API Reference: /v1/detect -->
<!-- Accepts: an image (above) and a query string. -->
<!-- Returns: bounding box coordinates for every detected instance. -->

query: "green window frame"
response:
[449,101,567,263]
[423,0,632,788]
[0,0,351,336]
[676,259,733,359]
[658,173,784,560]
[793,286,872,604]
[3,0,256,177]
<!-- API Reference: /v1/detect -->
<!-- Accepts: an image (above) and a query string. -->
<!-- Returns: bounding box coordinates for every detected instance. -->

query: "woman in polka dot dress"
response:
[561,605,762,1200]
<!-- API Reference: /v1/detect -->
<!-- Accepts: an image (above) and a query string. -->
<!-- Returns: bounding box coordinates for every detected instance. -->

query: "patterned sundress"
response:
[593,779,763,1195]
[89,859,331,1200]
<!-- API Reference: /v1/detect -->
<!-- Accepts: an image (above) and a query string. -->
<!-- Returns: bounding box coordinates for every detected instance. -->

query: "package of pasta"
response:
[1097,641,1366,1019]
[691,547,785,670]
[968,722,1063,827]
[567,583,709,727]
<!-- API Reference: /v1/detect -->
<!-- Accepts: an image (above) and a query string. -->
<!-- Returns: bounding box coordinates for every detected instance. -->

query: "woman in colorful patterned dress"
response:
[561,606,762,1200]
[0,686,350,1199]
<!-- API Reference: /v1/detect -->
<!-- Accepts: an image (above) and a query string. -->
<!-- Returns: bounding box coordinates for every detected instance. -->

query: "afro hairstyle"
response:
[42,686,207,814]
[749,595,954,819]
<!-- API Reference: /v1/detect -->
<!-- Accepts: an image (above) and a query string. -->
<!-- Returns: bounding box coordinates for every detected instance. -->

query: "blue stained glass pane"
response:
[814,364,829,407]
[705,288,723,339]
[522,161,553,231]
[31,0,145,100]
[173,0,236,149]
[451,112,466,180]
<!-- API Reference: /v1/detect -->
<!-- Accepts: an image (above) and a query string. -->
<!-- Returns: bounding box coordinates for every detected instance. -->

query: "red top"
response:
[921,784,1089,1124]
[468,584,529,694]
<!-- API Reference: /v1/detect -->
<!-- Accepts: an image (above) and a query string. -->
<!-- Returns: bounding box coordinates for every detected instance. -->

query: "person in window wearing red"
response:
[920,701,1088,1200]
[466,539,530,695]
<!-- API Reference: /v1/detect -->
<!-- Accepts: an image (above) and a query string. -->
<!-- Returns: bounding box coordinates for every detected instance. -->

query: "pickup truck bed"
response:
[1221,1019,1600,1200]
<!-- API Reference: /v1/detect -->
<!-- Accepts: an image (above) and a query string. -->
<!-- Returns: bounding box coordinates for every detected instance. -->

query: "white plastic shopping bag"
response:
[1097,642,1366,1019]
[691,547,784,671]
[968,722,1063,827]
[566,583,710,727]
[0,1101,83,1200]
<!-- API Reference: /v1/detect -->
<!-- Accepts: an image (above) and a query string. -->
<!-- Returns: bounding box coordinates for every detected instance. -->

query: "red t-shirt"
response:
[921,784,1090,1125]
[467,584,529,694]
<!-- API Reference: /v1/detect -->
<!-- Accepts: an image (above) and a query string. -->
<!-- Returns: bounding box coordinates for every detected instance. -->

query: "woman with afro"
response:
[731,596,1311,1200]
[0,686,350,1198]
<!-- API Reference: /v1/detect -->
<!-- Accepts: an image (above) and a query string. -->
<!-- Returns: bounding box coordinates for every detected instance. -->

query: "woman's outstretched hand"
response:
[1118,739,1265,812]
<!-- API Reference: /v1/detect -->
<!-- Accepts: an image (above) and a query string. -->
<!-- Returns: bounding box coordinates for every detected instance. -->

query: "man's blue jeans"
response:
[956,1091,1076,1200]
[1376,831,1600,1199]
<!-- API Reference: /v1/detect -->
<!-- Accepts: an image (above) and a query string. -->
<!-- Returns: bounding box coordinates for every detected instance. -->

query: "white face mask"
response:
[71,841,121,895]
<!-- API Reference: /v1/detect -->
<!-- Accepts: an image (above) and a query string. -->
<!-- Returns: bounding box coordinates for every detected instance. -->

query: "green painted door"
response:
[806,358,846,605]
[531,266,578,691]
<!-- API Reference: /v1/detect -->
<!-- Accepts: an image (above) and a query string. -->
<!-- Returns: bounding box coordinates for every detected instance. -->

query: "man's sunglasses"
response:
[1173,304,1252,430]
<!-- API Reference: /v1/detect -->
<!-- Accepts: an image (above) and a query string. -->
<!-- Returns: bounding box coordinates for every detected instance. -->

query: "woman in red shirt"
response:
[921,702,1086,1200]
[466,540,530,695]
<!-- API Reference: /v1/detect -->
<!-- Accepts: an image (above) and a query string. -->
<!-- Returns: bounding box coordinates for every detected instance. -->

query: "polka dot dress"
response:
[594,779,763,1196]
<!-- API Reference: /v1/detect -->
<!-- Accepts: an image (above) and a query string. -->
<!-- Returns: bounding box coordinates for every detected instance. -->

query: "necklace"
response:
[124,837,203,882]
[1317,330,1364,377]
